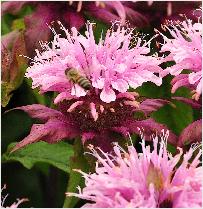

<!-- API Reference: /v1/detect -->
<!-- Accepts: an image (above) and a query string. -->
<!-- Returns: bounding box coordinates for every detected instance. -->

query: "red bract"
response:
[178,119,202,147]
[11,95,177,153]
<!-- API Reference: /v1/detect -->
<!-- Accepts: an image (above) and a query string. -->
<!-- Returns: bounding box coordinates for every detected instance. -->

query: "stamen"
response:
[191,142,202,152]
[99,105,104,113]
[67,101,83,112]
[77,1,83,12]
[167,2,172,16]
[124,100,140,108]
[109,108,115,113]
[19,55,38,63]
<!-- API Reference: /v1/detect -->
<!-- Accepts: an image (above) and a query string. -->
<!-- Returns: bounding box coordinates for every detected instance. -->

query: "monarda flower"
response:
[159,18,202,101]
[26,22,163,104]
[11,22,177,152]
[67,131,202,208]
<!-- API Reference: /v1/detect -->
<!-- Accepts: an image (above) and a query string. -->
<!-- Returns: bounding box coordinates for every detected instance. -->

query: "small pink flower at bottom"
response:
[67,131,202,208]
[1,185,28,208]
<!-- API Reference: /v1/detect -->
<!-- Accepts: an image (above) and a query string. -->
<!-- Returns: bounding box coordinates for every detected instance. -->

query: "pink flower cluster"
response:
[160,18,202,100]
[67,132,202,208]
[26,22,162,104]
[11,22,180,153]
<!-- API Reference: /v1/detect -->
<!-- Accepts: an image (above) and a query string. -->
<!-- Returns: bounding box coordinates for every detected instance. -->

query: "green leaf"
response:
[152,101,193,135]
[11,18,25,30]
[136,76,194,135]
[2,141,74,173]
[2,109,33,152]
[1,14,14,35]
[1,82,14,107]
[25,78,53,106]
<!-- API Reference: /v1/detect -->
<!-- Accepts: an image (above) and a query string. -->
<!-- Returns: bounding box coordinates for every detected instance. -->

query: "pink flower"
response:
[159,18,202,101]
[1,185,28,208]
[67,131,202,208]
[26,22,162,104]
[11,23,178,153]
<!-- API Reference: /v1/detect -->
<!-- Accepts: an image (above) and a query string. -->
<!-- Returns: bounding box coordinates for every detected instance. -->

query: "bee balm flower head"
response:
[26,22,162,104]
[67,131,202,208]
[12,22,176,153]
[160,17,202,101]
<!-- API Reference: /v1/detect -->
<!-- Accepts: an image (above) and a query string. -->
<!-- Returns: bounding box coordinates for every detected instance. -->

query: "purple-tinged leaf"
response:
[11,119,78,153]
[112,126,129,137]
[2,30,20,49]
[178,119,202,147]
[138,99,170,115]
[86,4,123,24]
[24,4,54,57]
[63,11,85,29]
[13,104,64,122]
[125,118,178,145]
[1,1,28,15]
[124,6,148,27]
[1,32,27,107]
[81,132,96,144]
[10,33,27,84]
[172,97,201,109]
[1,45,12,82]
[104,1,126,24]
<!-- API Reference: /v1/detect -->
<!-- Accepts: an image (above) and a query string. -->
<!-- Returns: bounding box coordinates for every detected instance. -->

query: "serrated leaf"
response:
[2,141,74,173]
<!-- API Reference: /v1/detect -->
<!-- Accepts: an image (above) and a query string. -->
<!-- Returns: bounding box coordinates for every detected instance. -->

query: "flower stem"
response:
[63,138,88,208]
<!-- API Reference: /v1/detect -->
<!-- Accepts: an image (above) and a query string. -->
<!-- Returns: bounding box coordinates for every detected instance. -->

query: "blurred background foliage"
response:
[1,1,201,207]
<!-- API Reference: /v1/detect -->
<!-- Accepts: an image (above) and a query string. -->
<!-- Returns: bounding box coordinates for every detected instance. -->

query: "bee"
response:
[65,68,92,90]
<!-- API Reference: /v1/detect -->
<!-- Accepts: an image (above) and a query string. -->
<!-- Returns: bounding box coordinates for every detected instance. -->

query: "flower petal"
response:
[112,79,128,93]
[67,101,83,112]
[100,88,116,103]
[71,84,87,97]
[90,102,99,121]
[1,1,28,15]
[54,92,75,104]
